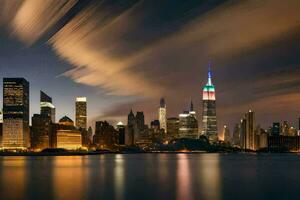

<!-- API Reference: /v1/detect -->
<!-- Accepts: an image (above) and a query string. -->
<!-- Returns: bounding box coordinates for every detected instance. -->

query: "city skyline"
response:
[0,0,299,131]
[1,2,300,200]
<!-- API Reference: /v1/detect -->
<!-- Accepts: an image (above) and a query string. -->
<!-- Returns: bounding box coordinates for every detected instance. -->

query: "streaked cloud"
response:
[0,0,77,44]
[0,0,300,128]
[49,2,165,97]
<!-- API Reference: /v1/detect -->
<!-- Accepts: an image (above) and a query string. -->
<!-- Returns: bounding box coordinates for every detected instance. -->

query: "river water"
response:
[0,153,299,200]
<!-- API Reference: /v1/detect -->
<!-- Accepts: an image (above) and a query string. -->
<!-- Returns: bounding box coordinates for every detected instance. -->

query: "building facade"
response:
[30,91,55,150]
[167,118,179,139]
[240,110,255,150]
[202,67,218,143]
[272,122,280,136]
[93,121,118,149]
[56,116,82,150]
[31,114,51,150]
[179,103,198,139]
[2,78,30,149]
[75,97,87,129]
[40,91,55,122]
[232,123,240,147]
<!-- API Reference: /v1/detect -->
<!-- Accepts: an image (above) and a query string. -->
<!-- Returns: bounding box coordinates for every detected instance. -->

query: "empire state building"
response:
[202,64,218,143]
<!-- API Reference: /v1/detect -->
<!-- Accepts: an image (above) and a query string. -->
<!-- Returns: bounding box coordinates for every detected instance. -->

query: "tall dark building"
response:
[202,65,218,143]
[93,121,117,149]
[87,126,93,145]
[31,114,51,150]
[128,109,135,126]
[232,123,240,147]
[240,110,255,150]
[135,111,145,131]
[167,117,179,139]
[75,97,87,129]
[126,110,135,145]
[151,120,160,131]
[272,122,280,136]
[40,91,55,122]
[30,91,54,150]
[3,78,30,149]
[117,122,125,145]
[240,118,247,150]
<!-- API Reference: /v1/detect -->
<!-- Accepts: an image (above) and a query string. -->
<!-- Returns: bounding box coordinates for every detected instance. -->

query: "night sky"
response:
[0,0,300,132]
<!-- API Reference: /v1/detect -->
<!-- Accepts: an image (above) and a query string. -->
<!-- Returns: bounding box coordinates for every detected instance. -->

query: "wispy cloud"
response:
[1,0,300,127]
[49,2,165,97]
[0,0,77,44]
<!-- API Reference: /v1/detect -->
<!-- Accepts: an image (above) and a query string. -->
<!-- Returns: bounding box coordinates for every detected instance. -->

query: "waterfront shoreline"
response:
[0,151,296,156]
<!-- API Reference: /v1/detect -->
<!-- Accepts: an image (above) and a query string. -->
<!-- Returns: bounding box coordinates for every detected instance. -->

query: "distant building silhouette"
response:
[116,122,125,145]
[232,123,240,147]
[126,110,147,144]
[240,110,255,150]
[167,117,179,139]
[272,122,280,136]
[93,121,118,149]
[220,125,231,143]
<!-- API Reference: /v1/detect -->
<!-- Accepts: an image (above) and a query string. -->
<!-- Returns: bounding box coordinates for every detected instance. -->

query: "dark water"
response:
[0,154,299,200]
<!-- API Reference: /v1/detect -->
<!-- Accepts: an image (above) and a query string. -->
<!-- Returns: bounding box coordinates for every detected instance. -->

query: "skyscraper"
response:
[159,98,167,133]
[240,118,247,149]
[75,97,87,129]
[220,125,230,143]
[272,122,280,136]
[202,64,218,143]
[178,102,198,139]
[31,114,51,150]
[126,110,135,145]
[282,121,289,136]
[167,118,179,139]
[40,91,55,122]
[135,111,145,131]
[2,78,30,149]
[93,121,117,149]
[240,110,255,150]
[116,122,125,145]
[232,123,240,147]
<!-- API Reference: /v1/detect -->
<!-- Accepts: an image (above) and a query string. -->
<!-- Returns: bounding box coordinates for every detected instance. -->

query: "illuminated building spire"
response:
[207,60,212,86]
[202,61,218,143]
[203,61,215,101]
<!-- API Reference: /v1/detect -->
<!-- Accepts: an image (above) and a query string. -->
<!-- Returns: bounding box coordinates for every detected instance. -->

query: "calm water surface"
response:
[0,154,299,200]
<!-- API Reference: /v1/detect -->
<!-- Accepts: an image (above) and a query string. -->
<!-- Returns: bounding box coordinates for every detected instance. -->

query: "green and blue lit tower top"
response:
[203,62,215,101]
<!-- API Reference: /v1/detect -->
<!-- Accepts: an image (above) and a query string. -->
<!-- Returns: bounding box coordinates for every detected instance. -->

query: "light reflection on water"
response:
[1,154,300,200]
[114,154,124,200]
[200,154,221,200]
[176,154,192,200]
